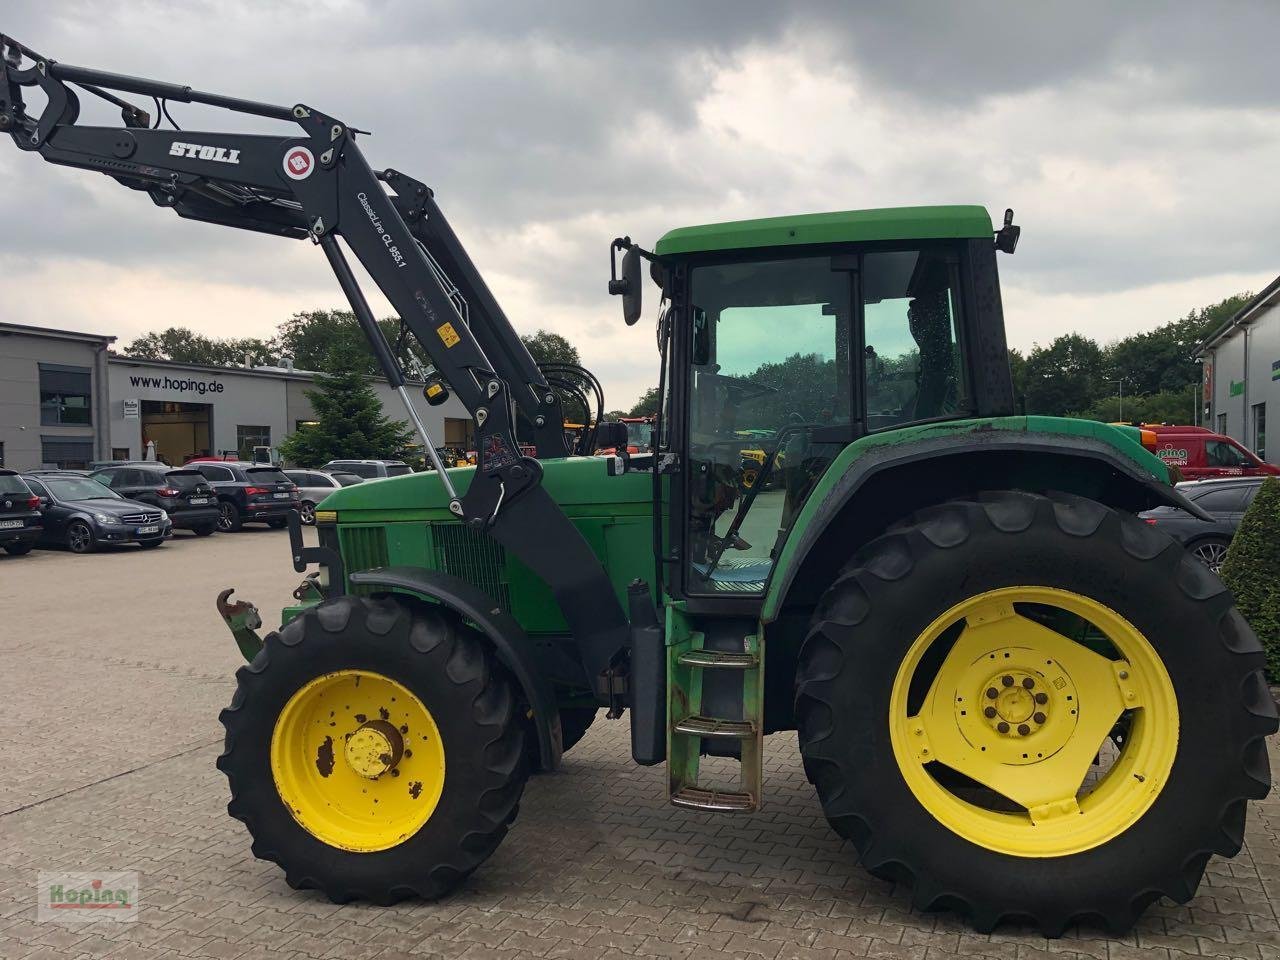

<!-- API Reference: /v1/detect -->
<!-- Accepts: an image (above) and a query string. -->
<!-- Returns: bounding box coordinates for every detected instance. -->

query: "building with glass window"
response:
[0,323,473,470]
[1197,275,1280,464]
[0,322,116,470]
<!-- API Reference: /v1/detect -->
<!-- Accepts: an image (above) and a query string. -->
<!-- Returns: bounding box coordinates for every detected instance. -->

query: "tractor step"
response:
[673,715,756,739]
[677,650,759,669]
[671,786,756,813]
[666,623,766,814]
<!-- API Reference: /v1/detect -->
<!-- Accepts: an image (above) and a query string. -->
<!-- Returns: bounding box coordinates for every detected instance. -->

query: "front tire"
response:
[194,525,216,537]
[267,518,288,529]
[299,501,317,525]
[218,595,528,903]
[66,521,95,554]
[1188,535,1232,574]
[795,491,1276,935]
[4,542,33,556]
[138,538,163,549]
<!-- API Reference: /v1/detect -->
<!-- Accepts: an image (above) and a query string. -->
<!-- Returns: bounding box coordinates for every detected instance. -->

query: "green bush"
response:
[1219,476,1280,681]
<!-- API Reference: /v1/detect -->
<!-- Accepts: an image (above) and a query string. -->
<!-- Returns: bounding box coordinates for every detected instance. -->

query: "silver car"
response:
[282,470,364,524]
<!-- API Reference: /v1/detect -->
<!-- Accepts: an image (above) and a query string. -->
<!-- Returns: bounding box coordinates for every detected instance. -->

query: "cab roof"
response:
[653,205,994,256]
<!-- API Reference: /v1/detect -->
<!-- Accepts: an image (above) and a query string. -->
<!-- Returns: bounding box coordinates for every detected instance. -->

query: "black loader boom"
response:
[0,34,631,695]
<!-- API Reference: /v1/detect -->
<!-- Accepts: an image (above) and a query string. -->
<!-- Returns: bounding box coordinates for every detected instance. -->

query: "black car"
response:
[21,472,172,553]
[1139,477,1265,573]
[0,469,42,556]
[90,464,220,536]
[193,462,300,531]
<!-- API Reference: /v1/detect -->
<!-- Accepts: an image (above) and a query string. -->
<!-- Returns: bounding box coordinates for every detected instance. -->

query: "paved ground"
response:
[3,528,1280,960]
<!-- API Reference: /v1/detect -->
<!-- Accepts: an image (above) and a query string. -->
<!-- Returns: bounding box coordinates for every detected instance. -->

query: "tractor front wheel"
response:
[218,595,527,903]
[796,491,1276,935]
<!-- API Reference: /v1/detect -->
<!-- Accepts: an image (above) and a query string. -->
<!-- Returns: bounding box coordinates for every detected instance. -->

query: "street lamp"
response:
[1106,379,1126,422]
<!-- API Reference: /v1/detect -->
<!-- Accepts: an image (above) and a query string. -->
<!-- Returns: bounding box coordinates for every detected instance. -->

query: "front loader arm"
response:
[0,35,630,688]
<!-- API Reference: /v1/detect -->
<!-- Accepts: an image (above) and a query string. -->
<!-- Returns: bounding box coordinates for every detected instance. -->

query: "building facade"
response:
[0,323,472,470]
[1198,275,1280,464]
[0,322,116,470]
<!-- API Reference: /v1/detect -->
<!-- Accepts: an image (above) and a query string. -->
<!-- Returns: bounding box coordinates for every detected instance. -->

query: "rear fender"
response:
[348,565,564,772]
[762,420,1211,623]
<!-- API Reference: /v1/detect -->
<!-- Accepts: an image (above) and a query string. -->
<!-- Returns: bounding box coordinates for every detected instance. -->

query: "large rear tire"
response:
[795,491,1276,936]
[218,595,527,903]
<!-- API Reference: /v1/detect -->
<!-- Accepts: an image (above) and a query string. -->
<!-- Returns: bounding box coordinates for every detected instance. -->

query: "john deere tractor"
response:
[4,36,1274,935]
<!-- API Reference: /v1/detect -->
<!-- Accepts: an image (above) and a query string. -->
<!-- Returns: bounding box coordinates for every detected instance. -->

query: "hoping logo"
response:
[282,146,314,180]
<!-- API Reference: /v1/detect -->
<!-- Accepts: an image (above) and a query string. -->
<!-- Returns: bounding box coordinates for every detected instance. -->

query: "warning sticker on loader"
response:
[437,322,461,348]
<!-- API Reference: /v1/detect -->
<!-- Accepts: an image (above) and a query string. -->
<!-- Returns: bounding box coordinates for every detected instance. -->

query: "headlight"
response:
[94,513,114,524]
[159,510,169,521]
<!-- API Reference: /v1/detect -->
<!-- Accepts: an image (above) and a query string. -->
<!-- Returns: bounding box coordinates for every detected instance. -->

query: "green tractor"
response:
[4,37,1274,936]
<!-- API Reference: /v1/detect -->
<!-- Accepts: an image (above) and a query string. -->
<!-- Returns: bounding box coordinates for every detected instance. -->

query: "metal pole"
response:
[394,384,459,502]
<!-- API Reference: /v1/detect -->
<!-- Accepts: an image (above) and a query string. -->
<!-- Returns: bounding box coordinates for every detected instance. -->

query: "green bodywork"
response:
[306,414,1166,640]
[654,204,994,256]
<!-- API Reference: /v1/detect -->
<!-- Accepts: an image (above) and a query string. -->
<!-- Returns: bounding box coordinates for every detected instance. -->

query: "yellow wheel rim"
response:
[270,669,446,852]
[889,587,1178,857]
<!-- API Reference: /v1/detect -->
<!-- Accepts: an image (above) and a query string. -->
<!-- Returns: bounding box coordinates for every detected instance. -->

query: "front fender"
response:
[762,416,1210,623]
[348,565,564,772]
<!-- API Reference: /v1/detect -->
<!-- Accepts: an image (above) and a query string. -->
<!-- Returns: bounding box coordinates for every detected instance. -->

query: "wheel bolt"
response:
[1017,723,1030,736]
[1035,692,1048,704]
[1001,675,1014,687]
[984,706,997,718]
[986,687,999,699]
[1033,712,1047,724]
[997,721,1010,734]
[1022,677,1035,689]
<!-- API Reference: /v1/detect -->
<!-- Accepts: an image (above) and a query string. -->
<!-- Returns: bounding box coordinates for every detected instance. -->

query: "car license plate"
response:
[273,492,290,499]
[137,525,160,535]
[0,519,23,529]
[189,497,210,505]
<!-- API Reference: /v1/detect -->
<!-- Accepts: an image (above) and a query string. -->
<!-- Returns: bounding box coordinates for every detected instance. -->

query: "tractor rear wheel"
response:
[796,491,1276,936]
[218,595,527,903]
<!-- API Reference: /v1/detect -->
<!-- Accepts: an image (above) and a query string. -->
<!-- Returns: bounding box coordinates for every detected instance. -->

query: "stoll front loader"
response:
[4,36,1274,935]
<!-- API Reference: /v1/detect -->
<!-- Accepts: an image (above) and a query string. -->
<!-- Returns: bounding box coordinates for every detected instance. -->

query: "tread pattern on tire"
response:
[795,491,1277,935]
[217,594,527,905]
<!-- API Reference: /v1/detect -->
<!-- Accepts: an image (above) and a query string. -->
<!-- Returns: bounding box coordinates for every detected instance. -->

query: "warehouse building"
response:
[1197,275,1280,464]
[0,322,473,471]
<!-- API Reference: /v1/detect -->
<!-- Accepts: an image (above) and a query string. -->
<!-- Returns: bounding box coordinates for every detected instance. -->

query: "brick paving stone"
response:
[4,532,1280,960]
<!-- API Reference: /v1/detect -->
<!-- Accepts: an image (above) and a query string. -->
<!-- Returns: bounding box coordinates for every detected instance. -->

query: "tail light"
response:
[26,496,40,510]
[245,486,269,496]
[1144,518,1158,525]
[158,487,181,497]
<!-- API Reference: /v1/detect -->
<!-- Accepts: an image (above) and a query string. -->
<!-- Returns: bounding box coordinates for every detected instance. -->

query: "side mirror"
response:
[608,240,643,326]
[995,207,1020,254]
[39,497,51,507]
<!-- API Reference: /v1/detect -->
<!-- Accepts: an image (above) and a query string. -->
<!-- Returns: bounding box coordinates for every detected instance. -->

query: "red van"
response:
[1145,425,1279,480]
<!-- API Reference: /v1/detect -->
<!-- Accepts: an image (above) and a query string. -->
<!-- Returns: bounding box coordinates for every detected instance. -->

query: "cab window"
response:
[1206,440,1253,468]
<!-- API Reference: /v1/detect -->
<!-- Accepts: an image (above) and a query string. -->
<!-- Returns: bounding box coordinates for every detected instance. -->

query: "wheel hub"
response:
[344,719,404,779]
[953,646,1079,765]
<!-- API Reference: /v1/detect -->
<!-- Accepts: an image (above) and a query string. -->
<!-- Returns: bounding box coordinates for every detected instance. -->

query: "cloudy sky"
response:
[3,1,1278,408]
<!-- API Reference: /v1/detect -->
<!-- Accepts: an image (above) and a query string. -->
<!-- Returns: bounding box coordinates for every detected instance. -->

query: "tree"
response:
[278,345,417,467]
[520,329,581,368]
[1008,348,1029,414]
[121,327,275,367]
[1072,387,1198,425]
[274,309,413,375]
[1219,477,1280,681]
[628,387,659,417]
[1023,334,1106,416]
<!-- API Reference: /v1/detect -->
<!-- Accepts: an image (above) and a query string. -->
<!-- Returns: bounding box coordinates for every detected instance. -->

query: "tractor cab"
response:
[613,206,1016,600]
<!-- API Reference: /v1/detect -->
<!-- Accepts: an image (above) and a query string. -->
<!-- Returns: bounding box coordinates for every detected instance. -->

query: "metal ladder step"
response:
[673,715,756,739]
[677,649,759,670]
[671,786,756,812]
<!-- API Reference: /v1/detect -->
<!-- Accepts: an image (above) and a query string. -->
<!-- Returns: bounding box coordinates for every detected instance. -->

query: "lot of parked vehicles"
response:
[0,460,378,555]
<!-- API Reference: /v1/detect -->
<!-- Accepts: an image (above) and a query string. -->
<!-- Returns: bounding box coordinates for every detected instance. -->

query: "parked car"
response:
[90,464,220,536]
[1139,476,1266,572]
[282,470,364,524]
[21,472,171,553]
[0,469,42,556]
[319,459,414,479]
[192,462,300,531]
[1146,425,1279,480]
